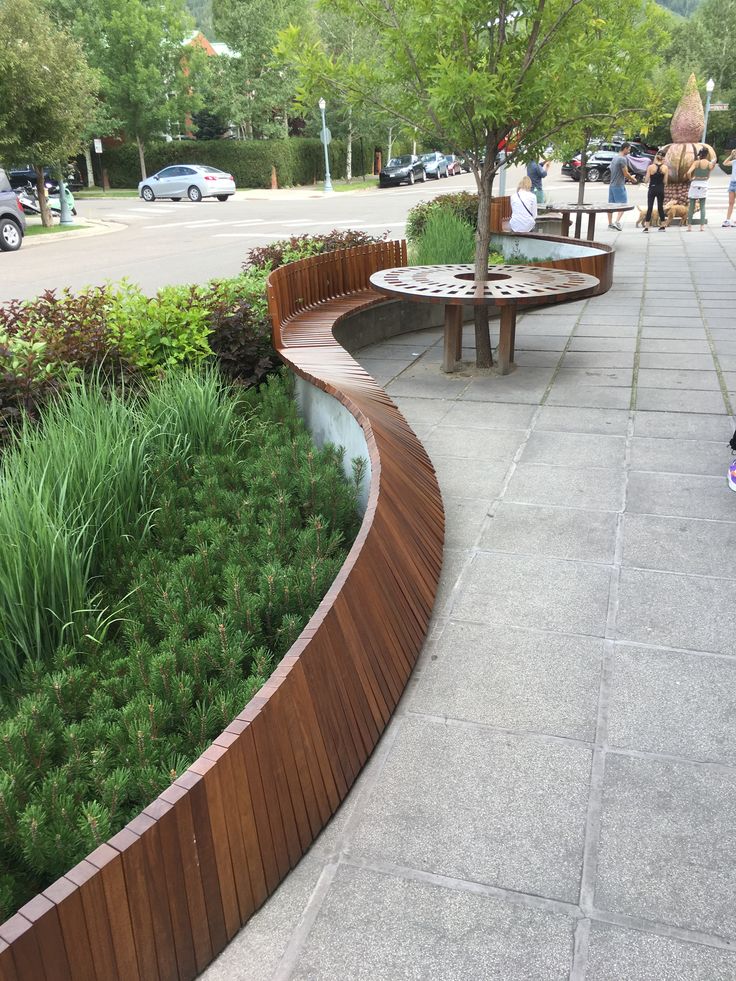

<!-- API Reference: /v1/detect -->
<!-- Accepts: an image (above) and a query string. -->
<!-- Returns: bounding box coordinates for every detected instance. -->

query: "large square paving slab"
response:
[349,716,591,902]
[453,551,612,635]
[586,922,736,980]
[291,866,575,981]
[616,567,736,655]
[607,644,736,764]
[595,754,736,938]
[412,622,603,740]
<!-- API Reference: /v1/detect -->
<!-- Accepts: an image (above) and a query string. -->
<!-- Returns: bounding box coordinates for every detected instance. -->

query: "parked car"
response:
[138,164,236,202]
[0,168,26,252]
[378,154,426,187]
[8,164,83,192]
[562,140,657,182]
[444,154,463,176]
[420,151,449,179]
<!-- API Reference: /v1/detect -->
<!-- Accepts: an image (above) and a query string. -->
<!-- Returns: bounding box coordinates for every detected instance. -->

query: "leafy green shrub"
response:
[0,371,360,921]
[246,228,388,271]
[405,191,479,243]
[0,272,276,440]
[411,209,476,265]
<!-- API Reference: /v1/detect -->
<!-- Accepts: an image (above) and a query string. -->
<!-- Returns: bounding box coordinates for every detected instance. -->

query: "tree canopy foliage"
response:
[282,0,670,365]
[0,0,98,223]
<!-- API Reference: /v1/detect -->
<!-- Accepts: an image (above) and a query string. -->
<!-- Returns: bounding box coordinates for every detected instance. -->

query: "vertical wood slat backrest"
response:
[2,238,443,981]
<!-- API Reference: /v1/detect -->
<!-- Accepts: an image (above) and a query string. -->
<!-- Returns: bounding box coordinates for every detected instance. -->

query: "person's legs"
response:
[655,187,665,230]
[726,183,736,225]
[699,199,707,230]
[644,187,656,230]
[687,197,697,230]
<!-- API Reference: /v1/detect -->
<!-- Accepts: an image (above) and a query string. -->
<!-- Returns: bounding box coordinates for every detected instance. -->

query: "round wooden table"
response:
[549,202,635,241]
[369,264,599,374]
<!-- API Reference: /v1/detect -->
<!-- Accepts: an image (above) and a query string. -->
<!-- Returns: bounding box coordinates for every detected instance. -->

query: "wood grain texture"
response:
[0,239,443,979]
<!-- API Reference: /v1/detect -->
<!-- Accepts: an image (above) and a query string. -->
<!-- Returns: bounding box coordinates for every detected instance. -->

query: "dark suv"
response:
[0,168,26,252]
[562,141,656,183]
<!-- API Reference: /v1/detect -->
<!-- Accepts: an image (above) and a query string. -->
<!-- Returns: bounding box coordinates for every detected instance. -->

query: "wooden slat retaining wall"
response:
[0,240,445,981]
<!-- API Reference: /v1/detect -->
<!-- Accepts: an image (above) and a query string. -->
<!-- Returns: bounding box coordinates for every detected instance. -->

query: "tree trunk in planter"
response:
[34,165,53,227]
[473,175,494,368]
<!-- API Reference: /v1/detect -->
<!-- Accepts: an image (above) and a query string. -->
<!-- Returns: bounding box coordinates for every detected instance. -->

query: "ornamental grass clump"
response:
[411,208,476,265]
[0,369,241,685]
[0,370,361,921]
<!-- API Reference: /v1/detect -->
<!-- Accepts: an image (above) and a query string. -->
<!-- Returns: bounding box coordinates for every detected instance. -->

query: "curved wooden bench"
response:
[0,240,445,980]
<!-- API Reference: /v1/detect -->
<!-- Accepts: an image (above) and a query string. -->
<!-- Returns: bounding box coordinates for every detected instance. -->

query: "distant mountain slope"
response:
[655,0,701,15]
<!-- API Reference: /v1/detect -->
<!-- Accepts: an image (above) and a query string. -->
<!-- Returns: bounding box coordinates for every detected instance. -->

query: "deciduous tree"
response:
[283,0,669,367]
[0,0,98,225]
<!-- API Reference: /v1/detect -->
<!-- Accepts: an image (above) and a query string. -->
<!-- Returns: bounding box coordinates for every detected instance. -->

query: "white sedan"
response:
[138,165,236,202]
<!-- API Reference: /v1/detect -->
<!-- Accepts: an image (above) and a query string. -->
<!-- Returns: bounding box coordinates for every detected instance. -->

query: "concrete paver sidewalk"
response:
[203,223,736,980]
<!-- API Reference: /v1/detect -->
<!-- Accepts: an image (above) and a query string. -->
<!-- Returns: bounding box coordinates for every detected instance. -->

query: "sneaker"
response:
[729,459,736,492]
[642,227,649,233]
[608,223,616,229]
[723,220,731,227]
[658,225,666,231]
[614,221,623,231]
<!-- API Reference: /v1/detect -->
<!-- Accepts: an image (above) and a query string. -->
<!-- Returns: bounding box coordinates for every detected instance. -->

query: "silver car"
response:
[138,164,236,202]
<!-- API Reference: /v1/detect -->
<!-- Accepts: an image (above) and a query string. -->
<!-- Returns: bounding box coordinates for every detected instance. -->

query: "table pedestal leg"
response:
[562,212,571,237]
[497,306,516,375]
[574,212,583,238]
[442,305,463,372]
[587,214,596,241]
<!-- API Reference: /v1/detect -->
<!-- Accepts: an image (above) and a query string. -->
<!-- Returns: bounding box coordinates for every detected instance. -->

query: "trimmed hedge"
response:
[102,137,367,189]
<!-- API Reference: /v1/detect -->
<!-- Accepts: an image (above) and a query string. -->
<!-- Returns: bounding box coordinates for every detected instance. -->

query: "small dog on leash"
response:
[662,202,689,226]
[635,202,689,228]
[636,205,661,227]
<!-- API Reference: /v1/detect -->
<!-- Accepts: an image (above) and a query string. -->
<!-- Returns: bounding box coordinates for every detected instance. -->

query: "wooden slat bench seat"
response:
[0,240,445,980]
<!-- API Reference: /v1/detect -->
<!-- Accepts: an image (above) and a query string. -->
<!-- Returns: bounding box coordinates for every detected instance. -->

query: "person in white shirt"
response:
[508,176,538,233]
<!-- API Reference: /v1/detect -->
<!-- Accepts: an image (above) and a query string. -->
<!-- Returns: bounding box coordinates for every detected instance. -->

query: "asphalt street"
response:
[1,163,733,302]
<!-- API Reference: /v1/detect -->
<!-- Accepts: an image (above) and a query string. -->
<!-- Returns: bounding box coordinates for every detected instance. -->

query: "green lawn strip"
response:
[330,178,379,192]
[24,224,85,236]
[74,188,140,199]
[0,370,361,920]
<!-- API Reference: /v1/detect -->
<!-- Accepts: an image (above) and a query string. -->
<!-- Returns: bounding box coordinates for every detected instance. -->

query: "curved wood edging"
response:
[0,246,445,980]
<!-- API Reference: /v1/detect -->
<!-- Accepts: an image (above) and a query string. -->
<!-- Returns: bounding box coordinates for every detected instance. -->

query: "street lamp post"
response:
[703,77,715,143]
[58,163,73,226]
[318,98,333,194]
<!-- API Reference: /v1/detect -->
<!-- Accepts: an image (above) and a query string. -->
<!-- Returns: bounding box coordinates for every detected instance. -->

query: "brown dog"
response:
[662,202,689,227]
[636,205,661,227]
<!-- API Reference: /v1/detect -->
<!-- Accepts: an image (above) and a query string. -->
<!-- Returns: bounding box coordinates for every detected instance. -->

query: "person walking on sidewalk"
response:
[526,158,550,204]
[721,148,736,226]
[685,147,717,232]
[642,152,669,232]
[607,144,634,230]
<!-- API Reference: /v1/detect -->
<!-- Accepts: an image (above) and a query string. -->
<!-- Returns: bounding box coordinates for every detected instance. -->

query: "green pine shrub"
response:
[0,370,361,920]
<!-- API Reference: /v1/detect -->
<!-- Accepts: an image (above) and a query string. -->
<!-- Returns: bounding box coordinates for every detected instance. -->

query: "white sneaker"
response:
[723,220,731,227]
[614,221,623,231]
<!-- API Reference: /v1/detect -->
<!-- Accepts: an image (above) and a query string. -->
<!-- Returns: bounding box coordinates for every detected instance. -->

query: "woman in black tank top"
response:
[643,153,668,232]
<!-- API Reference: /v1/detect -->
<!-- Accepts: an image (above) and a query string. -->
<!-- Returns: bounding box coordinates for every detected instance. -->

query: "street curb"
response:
[22,217,126,248]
